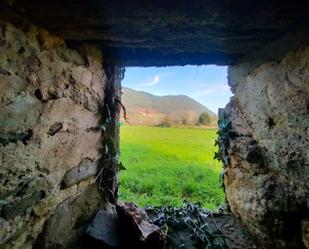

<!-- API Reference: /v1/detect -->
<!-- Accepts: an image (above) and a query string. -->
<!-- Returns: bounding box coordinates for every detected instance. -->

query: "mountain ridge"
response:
[121,87,217,126]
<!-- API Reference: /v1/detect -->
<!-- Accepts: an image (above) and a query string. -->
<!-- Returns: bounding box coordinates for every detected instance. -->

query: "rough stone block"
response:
[87,210,124,247]
[34,184,102,249]
[116,202,165,249]
[61,158,99,189]
[220,46,309,248]
[1,191,44,220]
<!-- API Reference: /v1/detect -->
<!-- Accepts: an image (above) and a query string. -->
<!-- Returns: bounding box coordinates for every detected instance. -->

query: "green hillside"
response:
[121,87,217,126]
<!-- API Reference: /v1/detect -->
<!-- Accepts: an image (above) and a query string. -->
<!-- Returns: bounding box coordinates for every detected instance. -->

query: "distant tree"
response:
[161,115,173,127]
[198,112,211,125]
[181,116,188,125]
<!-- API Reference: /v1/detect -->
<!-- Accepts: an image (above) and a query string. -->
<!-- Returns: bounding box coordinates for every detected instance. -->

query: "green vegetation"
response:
[198,112,211,125]
[158,115,173,127]
[119,126,224,210]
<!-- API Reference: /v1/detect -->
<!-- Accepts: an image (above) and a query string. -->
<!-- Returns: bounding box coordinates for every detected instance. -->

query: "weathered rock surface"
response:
[219,45,309,248]
[87,209,125,248]
[61,158,99,189]
[78,204,165,249]
[34,184,102,249]
[0,22,106,249]
[1,1,308,66]
[116,202,165,249]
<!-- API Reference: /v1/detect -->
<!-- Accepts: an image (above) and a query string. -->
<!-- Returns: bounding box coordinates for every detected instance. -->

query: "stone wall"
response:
[0,22,106,249]
[219,46,309,248]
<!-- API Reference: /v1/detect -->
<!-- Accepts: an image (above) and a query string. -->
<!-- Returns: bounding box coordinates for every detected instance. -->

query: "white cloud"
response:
[139,72,174,87]
[140,75,160,86]
[194,84,230,96]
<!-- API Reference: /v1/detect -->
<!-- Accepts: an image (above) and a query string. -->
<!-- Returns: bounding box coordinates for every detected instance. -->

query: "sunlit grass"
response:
[119,126,224,210]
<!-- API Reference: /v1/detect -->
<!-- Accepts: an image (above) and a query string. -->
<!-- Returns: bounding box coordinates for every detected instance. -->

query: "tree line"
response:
[158,112,212,127]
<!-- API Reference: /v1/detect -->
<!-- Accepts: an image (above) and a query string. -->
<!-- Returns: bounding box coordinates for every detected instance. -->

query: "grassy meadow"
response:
[119,126,224,210]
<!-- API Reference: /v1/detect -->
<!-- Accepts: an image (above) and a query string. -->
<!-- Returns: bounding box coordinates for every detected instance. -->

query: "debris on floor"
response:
[76,202,165,249]
[145,202,259,249]
[72,202,259,249]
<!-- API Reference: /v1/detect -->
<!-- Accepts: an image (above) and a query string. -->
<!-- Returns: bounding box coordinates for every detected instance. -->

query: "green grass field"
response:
[119,126,224,210]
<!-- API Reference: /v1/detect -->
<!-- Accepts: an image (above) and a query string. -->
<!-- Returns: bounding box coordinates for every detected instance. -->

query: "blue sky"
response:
[122,65,232,113]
